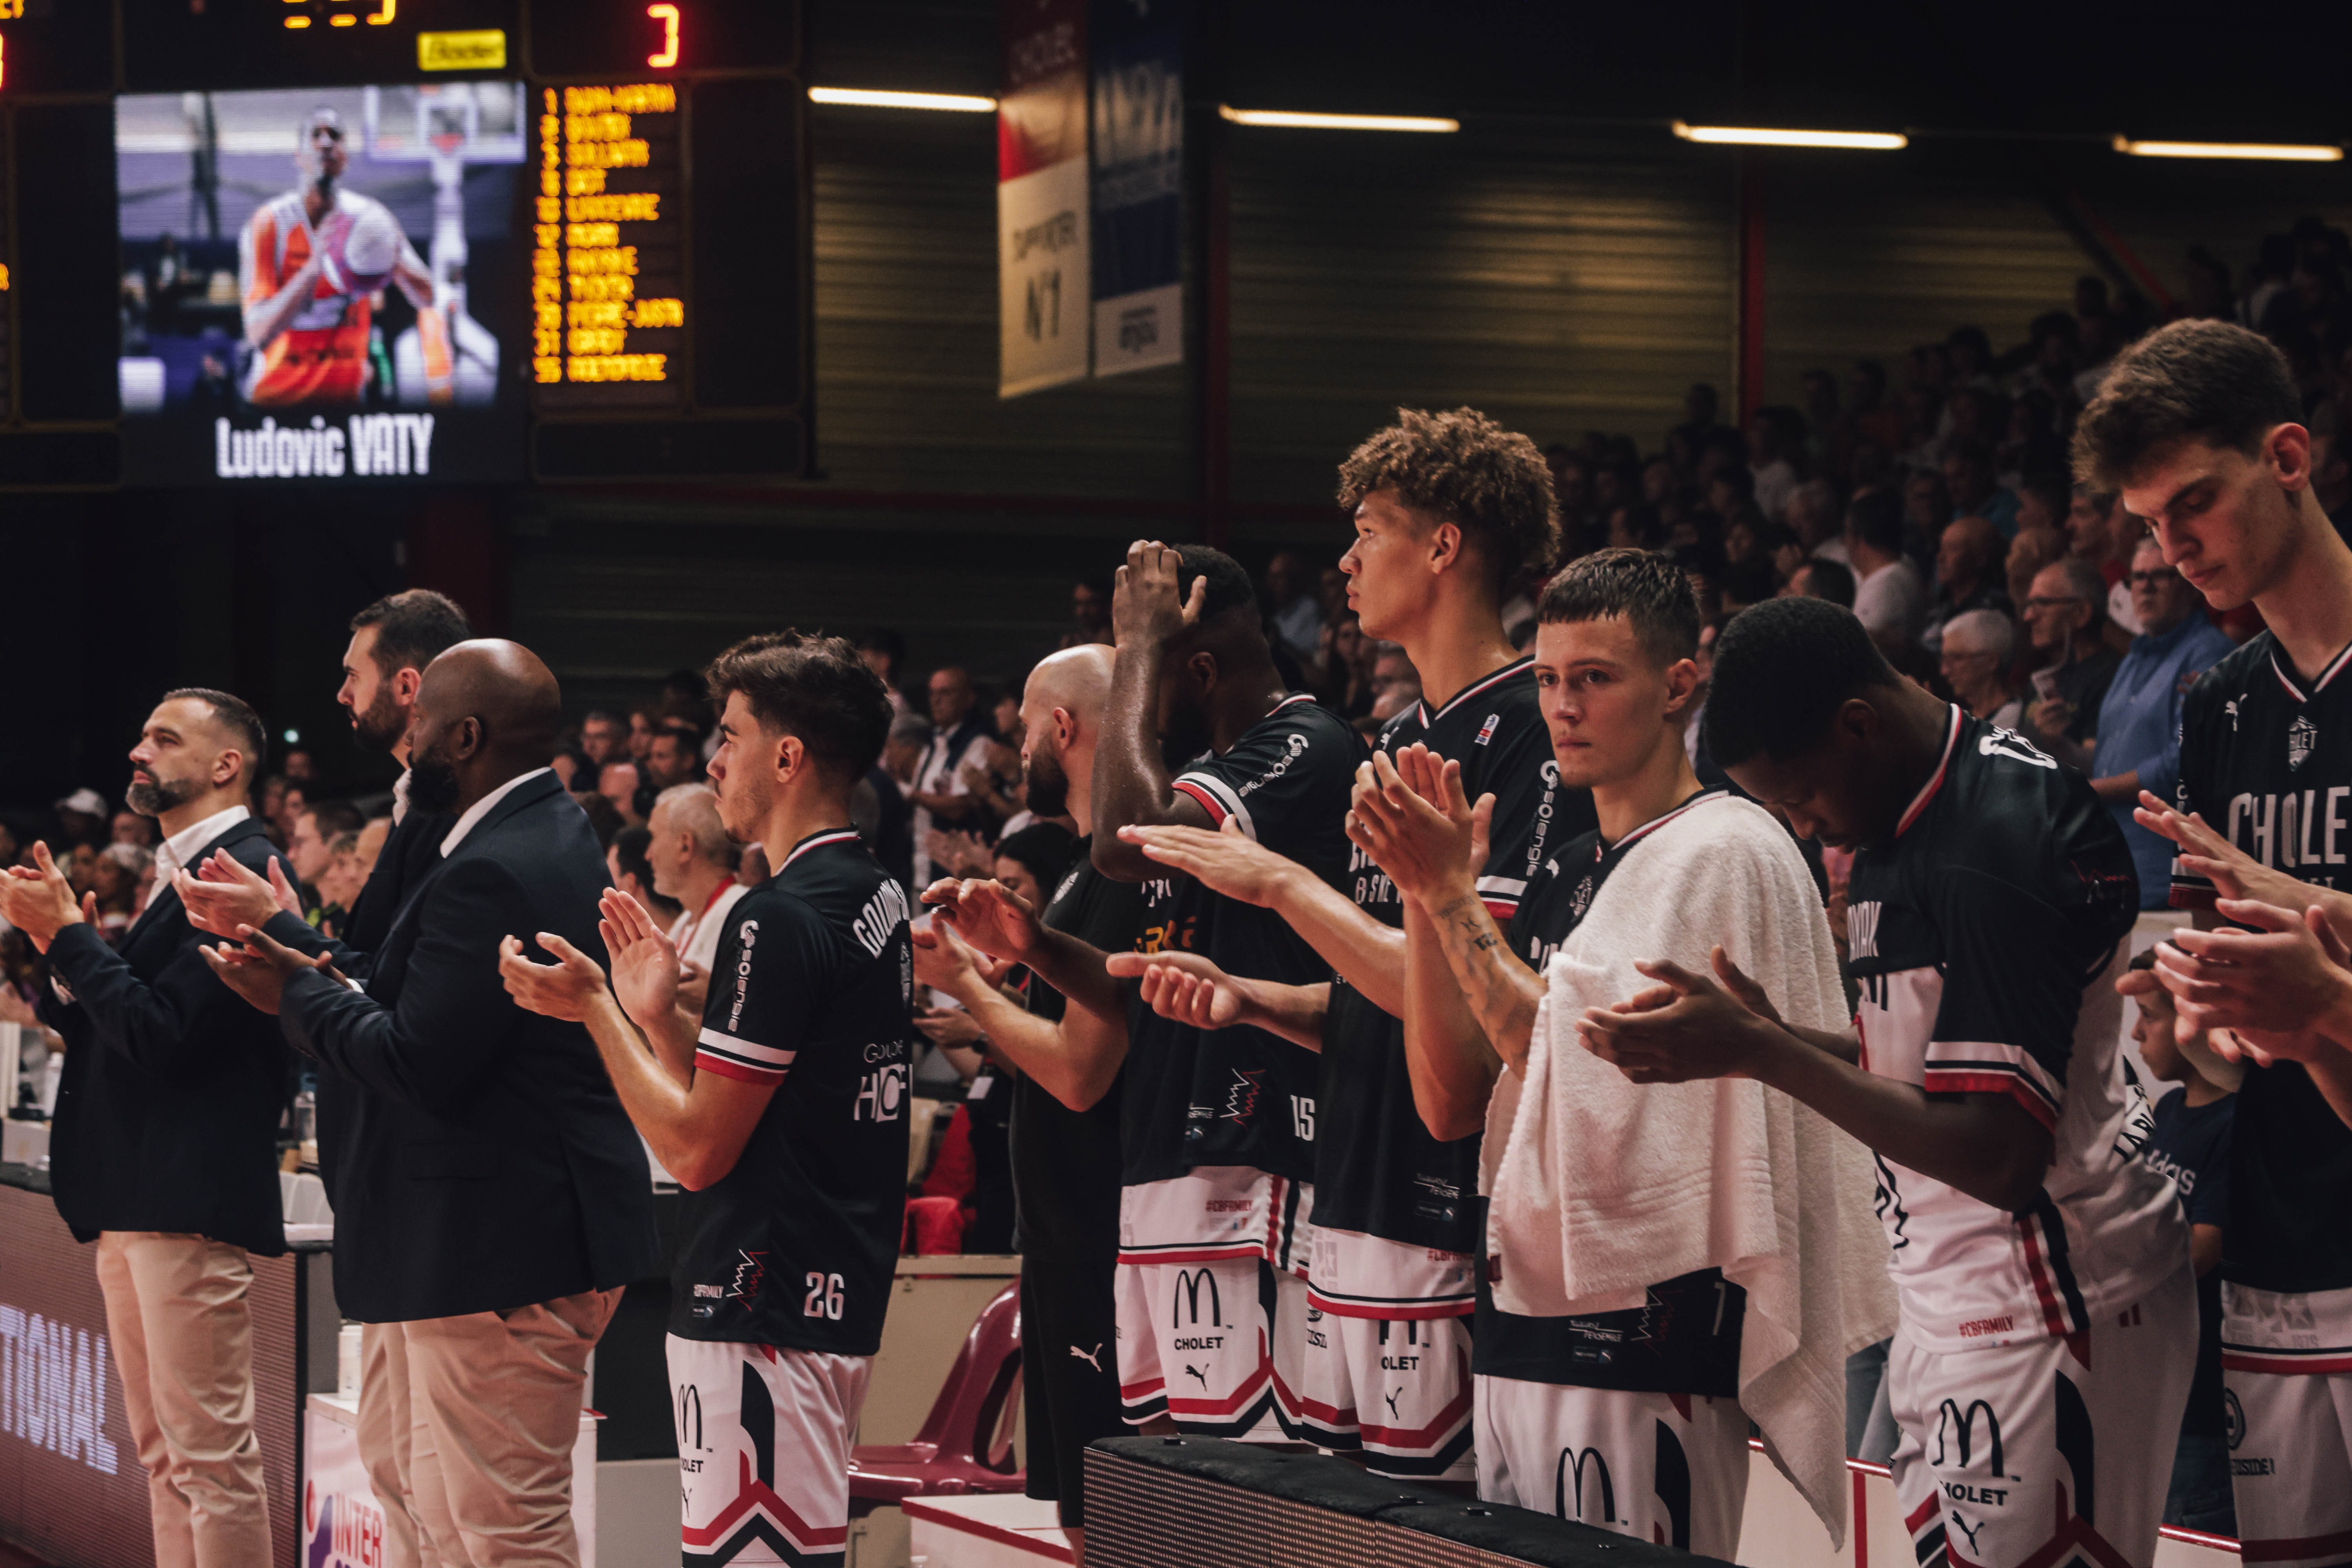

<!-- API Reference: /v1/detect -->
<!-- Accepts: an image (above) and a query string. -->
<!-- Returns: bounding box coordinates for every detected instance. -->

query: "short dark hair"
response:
[612,824,658,889]
[1796,556,1857,608]
[1536,547,1700,663]
[706,630,894,780]
[2073,319,2302,492]
[1336,407,1562,593]
[350,590,471,680]
[995,823,1075,893]
[1702,597,1897,768]
[1173,545,1261,628]
[1845,488,1905,554]
[302,799,365,837]
[162,687,268,788]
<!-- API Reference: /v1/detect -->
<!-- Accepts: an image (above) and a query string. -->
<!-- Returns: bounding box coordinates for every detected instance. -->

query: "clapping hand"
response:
[1105,949,1249,1030]
[1342,745,1491,909]
[1575,948,1779,1083]
[2134,791,2350,940]
[2152,897,2352,1067]
[0,844,91,953]
[920,877,1042,966]
[177,849,303,940]
[599,888,684,1031]
[1116,818,1293,907]
[496,931,608,1024]
[200,923,343,1015]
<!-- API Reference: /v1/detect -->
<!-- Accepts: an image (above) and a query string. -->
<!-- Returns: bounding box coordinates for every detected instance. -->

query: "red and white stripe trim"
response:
[1418,656,1533,726]
[2271,638,2352,703]
[1598,788,1729,860]
[1895,705,1964,838]
[783,828,862,868]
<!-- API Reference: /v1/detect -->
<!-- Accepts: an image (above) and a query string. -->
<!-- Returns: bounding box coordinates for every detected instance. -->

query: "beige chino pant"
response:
[358,1288,623,1568]
[93,1230,273,1568]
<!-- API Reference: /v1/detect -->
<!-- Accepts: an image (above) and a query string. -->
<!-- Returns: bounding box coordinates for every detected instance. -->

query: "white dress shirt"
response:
[666,878,751,977]
[142,804,253,930]
[439,768,552,857]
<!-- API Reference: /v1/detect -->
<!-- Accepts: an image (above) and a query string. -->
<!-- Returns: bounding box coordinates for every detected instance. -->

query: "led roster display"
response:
[532,81,684,407]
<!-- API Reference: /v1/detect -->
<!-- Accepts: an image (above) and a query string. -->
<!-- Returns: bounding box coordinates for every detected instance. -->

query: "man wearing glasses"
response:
[2039,534,2236,906]
[2021,556,2125,747]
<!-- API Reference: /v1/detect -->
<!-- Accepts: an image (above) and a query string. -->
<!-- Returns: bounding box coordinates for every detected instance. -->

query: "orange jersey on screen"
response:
[238,191,380,407]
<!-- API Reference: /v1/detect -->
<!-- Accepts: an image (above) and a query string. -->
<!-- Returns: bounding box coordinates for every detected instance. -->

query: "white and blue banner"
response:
[1089,0,1186,378]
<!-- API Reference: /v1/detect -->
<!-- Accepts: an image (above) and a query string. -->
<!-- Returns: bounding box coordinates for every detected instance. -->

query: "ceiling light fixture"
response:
[2111,136,2341,162]
[1218,105,1459,133]
[808,87,998,113]
[1672,120,1906,150]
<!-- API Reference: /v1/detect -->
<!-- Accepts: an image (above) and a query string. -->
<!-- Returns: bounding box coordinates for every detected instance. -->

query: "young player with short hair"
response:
[500,630,911,1568]
[1112,409,1591,1478]
[2073,318,2352,1563]
[1577,595,2191,1568]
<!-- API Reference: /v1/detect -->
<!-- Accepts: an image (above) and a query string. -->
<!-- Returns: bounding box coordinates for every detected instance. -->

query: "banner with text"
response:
[1089,0,1185,378]
[1000,0,1091,398]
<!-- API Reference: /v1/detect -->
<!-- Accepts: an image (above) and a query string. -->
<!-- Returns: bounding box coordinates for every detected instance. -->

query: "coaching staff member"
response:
[205,640,656,1568]
[0,689,286,1568]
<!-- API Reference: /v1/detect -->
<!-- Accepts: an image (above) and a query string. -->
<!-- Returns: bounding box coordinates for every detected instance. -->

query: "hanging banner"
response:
[999,0,1091,398]
[1089,0,1186,378]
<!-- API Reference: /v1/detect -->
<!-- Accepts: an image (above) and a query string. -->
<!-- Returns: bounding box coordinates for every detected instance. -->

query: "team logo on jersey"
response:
[1978,729,2057,769]
[2225,695,2243,733]
[1475,713,1500,746]
[1569,875,1594,921]
[1173,1268,1224,1327]
[1553,1446,1617,1524]
[1222,1068,1265,1126]
[2289,715,2318,771]
[2224,1387,2245,1450]
[726,1249,768,1304]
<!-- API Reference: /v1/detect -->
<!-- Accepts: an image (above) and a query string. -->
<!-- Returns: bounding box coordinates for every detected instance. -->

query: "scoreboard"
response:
[0,0,806,486]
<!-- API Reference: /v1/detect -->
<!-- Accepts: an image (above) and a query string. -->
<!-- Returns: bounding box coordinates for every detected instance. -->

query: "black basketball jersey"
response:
[1470,791,1748,1394]
[670,828,916,1356]
[2175,633,2352,1296]
[1010,839,1144,1263]
[1122,694,1363,1187]
[1315,657,1592,1253]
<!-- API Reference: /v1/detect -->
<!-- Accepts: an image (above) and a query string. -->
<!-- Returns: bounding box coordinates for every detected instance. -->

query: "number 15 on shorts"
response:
[804,1272,845,1321]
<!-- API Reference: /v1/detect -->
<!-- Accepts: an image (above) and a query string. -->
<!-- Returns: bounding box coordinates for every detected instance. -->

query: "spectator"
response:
[857,628,911,714]
[52,788,107,848]
[642,783,747,991]
[1942,439,2019,538]
[1903,468,1952,552]
[2126,947,2239,1537]
[1845,488,1927,648]
[908,666,991,887]
[272,784,307,848]
[1921,514,2013,653]
[625,708,657,762]
[1748,405,1805,519]
[1936,609,2024,727]
[573,789,622,848]
[281,749,318,785]
[608,824,682,927]
[2067,485,2143,633]
[1786,478,1846,563]
[2012,469,2072,537]
[1368,642,1421,722]
[110,809,158,848]
[2021,557,2124,747]
[1062,577,1114,649]
[644,721,704,792]
[312,831,368,934]
[89,842,151,944]
[1786,556,1856,608]
[597,759,646,828]
[287,799,364,908]
[350,814,391,885]
[1264,550,1324,666]
[1316,611,1377,718]
[2066,537,2235,904]
[578,710,624,767]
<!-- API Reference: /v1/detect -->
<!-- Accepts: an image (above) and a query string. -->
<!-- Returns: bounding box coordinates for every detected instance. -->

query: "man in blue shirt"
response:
[2049,534,2236,904]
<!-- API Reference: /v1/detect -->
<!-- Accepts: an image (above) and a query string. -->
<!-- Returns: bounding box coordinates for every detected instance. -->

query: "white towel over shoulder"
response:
[1482,793,1895,1543]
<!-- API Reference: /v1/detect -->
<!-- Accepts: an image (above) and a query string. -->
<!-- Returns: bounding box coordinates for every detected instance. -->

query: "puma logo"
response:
[1951,1513,1984,1554]
[1183,1364,1209,1390]
[1070,1343,1103,1372]
[1385,1389,1403,1418]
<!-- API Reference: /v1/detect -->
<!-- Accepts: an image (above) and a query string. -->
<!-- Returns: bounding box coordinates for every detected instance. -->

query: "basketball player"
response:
[2073,319,2352,1565]
[240,106,450,407]
[1108,409,1588,1479]
[501,632,911,1568]
[1576,596,2192,1568]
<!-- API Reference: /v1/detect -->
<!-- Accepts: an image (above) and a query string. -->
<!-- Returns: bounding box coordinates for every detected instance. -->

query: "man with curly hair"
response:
[1109,408,1595,1479]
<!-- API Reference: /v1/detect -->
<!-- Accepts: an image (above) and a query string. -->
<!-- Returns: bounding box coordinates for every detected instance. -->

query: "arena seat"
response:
[848,1279,1025,1512]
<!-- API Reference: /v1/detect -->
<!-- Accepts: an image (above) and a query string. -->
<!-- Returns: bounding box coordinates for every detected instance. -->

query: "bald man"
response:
[1921,513,2012,655]
[916,643,1142,1549]
[205,640,657,1568]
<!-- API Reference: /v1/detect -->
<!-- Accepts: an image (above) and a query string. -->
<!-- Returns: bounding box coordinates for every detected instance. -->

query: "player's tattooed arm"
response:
[1400,896,1503,1141]
[1422,887,1541,1075]
[1090,540,1220,880]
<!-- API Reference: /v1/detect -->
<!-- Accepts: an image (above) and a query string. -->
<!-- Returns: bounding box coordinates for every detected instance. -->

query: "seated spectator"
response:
[281,748,318,785]
[1785,478,1846,563]
[857,715,926,891]
[2004,519,2069,612]
[577,709,624,766]
[1604,503,1665,551]
[1060,577,1114,650]
[109,809,158,849]
[641,784,747,986]
[2065,485,2144,637]
[643,720,704,793]
[1369,643,1421,722]
[2125,947,2238,1537]
[2069,537,2235,905]
[350,815,391,886]
[1785,556,1856,608]
[2021,557,2123,748]
[1844,488,1926,648]
[286,799,363,909]
[858,628,912,713]
[1942,439,2019,538]
[625,708,656,762]
[1747,404,1806,519]
[1935,608,2024,727]
[607,823,682,927]
[90,842,152,944]
[272,784,307,847]
[1920,514,2013,653]
[49,789,106,850]
[1315,610,1377,718]
[572,789,622,848]
[2012,468,2071,537]
[312,831,367,935]
[592,759,643,828]
[1263,550,1324,666]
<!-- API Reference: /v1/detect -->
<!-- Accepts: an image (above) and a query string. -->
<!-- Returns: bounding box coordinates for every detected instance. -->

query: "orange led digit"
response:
[367,0,397,22]
[646,4,680,69]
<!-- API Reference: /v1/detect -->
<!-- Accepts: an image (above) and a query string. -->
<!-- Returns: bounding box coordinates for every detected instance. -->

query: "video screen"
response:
[116,82,527,483]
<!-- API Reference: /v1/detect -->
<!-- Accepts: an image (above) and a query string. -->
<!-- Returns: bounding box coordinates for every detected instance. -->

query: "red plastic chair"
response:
[848,1279,1025,1514]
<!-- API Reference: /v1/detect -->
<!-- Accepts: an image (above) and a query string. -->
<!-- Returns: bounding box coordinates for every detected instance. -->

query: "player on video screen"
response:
[239,107,452,408]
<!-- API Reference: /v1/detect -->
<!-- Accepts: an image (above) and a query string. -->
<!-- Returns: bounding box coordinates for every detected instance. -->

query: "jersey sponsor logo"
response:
[851,879,912,960]
[2290,714,2319,771]
[1070,1342,1104,1371]
[726,918,760,1032]
[1054,866,1084,904]
[1553,1446,1617,1524]
[2223,1387,2245,1450]
[1222,1067,1265,1127]
[2223,787,2352,874]
[1848,900,1882,960]
[1523,761,1564,882]
[1931,1398,2005,1475]
[1237,733,1311,798]
[1172,1268,1224,1327]
[854,1063,909,1122]
[1978,729,2058,770]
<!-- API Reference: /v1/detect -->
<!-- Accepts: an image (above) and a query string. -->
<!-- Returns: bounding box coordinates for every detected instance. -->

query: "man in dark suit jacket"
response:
[206,639,656,1568]
[0,687,286,1568]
